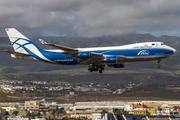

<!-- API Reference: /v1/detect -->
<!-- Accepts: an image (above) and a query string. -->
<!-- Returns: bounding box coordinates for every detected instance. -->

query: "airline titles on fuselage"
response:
[54,59,74,62]
[133,46,153,49]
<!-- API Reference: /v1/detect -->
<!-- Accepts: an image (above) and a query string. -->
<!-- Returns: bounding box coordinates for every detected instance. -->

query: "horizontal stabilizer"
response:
[4,50,33,56]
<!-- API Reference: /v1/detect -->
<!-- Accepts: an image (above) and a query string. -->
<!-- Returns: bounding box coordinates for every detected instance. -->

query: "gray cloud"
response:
[1,0,180,37]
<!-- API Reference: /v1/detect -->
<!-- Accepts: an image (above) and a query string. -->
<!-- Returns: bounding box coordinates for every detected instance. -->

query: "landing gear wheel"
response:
[157,60,161,68]
[157,64,161,68]
[88,68,93,72]
[101,67,104,70]
[88,68,91,71]
[94,67,99,71]
[99,70,102,73]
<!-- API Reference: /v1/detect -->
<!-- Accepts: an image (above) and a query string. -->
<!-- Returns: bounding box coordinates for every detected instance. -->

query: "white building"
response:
[31,118,46,120]
[8,118,28,120]
[70,101,125,111]
[124,104,133,111]
[112,89,122,94]
[92,113,102,120]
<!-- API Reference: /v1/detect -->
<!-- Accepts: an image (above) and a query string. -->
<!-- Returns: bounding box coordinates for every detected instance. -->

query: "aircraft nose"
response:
[172,48,177,54]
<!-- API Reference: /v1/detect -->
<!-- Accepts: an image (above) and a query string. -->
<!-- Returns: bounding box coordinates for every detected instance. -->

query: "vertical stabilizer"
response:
[5,28,42,53]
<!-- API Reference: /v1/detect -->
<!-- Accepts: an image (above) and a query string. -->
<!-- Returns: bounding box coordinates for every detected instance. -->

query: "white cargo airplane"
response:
[4,28,176,73]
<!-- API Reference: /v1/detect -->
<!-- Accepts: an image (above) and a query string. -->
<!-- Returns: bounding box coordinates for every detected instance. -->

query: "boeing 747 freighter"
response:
[4,28,176,73]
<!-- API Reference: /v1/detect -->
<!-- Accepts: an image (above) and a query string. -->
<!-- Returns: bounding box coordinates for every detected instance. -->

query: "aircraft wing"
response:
[46,43,104,64]
[39,39,104,64]
[39,39,77,51]
[4,50,33,56]
[44,43,104,60]
[39,39,79,57]
[45,42,103,58]
[45,43,78,52]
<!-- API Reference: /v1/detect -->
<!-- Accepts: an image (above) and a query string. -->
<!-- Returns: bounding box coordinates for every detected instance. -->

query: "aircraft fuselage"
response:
[11,42,176,65]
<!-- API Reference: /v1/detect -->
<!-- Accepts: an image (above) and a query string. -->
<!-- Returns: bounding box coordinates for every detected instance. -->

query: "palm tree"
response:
[121,109,128,114]
[52,110,56,120]
[56,110,60,118]
[100,110,108,118]
[12,111,19,116]
[57,108,65,119]
[36,112,41,118]
[115,109,121,114]
[31,113,36,119]
[60,107,64,111]
[26,112,31,120]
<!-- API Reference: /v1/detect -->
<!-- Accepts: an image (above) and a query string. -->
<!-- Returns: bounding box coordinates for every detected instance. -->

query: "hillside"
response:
[0,34,180,85]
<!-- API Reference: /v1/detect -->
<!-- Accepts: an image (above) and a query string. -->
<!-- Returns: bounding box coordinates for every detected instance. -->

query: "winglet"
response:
[39,39,47,44]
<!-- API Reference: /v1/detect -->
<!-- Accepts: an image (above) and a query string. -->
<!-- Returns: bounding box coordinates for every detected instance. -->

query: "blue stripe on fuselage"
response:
[38,48,174,65]
[41,50,80,65]
[85,48,174,56]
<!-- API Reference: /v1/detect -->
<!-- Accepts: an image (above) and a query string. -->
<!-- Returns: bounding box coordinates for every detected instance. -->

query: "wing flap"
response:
[90,52,103,58]
[4,50,33,56]
[77,58,91,63]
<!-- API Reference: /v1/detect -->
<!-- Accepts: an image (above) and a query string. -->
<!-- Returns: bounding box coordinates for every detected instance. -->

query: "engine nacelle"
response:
[114,63,125,68]
[79,52,90,58]
[108,63,125,68]
[106,56,117,63]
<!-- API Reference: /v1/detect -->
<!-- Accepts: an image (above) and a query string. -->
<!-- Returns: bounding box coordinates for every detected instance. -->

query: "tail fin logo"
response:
[5,28,54,64]
[11,38,42,53]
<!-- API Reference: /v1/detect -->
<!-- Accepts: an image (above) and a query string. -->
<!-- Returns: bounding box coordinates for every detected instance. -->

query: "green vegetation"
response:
[9,109,28,116]
[12,111,19,116]
[117,85,180,100]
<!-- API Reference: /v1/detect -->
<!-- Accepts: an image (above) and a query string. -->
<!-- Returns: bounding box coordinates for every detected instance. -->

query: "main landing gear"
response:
[157,60,161,68]
[88,65,104,74]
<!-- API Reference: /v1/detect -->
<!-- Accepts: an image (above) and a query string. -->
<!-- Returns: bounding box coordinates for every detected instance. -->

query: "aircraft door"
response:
[156,43,158,47]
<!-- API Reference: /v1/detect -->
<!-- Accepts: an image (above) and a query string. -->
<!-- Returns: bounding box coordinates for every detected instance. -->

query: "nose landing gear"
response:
[157,60,161,68]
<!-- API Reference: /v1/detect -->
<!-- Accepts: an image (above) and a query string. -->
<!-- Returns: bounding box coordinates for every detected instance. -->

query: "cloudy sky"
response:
[1,0,180,37]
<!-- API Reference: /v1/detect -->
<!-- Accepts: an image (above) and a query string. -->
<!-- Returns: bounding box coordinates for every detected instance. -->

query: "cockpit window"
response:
[161,43,164,45]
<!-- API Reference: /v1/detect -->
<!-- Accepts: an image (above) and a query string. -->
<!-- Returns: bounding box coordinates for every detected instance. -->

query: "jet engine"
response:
[106,56,117,63]
[79,52,90,58]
